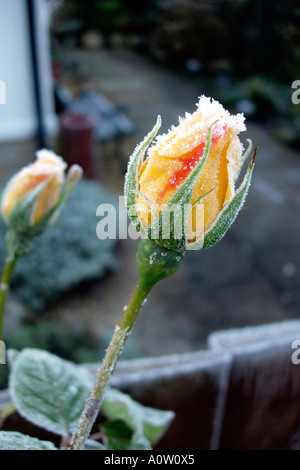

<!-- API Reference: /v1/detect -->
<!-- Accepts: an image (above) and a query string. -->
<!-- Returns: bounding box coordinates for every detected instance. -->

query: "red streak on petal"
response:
[157,124,227,202]
[30,174,50,185]
[168,143,205,189]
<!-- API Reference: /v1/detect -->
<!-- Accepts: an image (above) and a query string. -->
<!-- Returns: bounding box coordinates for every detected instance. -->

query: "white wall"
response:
[0,0,58,142]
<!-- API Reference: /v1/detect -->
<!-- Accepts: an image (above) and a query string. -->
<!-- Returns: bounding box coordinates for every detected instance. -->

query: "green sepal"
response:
[5,229,33,260]
[192,188,215,207]
[235,138,253,182]
[34,173,81,235]
[148,123,215,252]
[200,148,257,250]
[3,174,80,239]
[137,239,184,288]
[124,116,161,235]
[148,205,186,252]
[3,178,51,233]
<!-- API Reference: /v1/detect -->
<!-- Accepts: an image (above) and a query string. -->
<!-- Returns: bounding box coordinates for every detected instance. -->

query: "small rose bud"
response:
[125,96,256,252]
[1,149,82,236]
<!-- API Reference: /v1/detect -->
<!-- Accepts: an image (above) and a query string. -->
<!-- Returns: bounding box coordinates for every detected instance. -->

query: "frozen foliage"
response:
[102,387,175,448]
[5,348,174,450]
[0,180,119,311]
[124,115,161,234]
[0,431,57,450]
[10,349,92,435]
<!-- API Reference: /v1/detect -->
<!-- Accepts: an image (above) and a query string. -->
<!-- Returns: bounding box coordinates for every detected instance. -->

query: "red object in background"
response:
[59,112,100,179]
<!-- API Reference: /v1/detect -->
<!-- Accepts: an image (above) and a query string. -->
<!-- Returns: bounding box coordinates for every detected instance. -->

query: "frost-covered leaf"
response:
[10,349,92,436]
[101,419,150,450]
[84,439,107,450]
[0,431,57,450]
[202,152,255,249]
[6,349,20,369]
[124,116,161,234]
[102,388,174,446]
[102,419,135,450]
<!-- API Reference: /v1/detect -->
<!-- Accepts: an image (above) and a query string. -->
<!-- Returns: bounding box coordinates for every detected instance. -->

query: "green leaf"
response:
[5,230,33,260]
[102,419,137,450]
[124,116,161,234]
[10,348,92,436]
[0,431,57,450]
[6,348,20,369]
[102,387,174,446]
[84,439,107,450]
[101,419,151,450]
[238,139,253,175]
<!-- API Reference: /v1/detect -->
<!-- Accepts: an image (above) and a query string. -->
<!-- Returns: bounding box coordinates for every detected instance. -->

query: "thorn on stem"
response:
[250,147,258,168]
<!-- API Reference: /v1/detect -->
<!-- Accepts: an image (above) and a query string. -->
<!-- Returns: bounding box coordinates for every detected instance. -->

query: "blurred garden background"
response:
[0,0,299,388]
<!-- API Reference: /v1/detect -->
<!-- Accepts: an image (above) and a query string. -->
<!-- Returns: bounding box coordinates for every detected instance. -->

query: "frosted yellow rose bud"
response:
[1,149,66,227]
[1,149,76,234]
[125,96,256,252]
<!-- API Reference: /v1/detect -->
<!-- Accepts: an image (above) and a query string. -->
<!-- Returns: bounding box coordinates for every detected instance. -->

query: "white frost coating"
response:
[124,116,161,189]
[10,348,92,436]
[36,149,67,171]
[226,136,244,189]
[149,95,246,158]
[149,252,157,265]
[124,116,161,233]
[102,325,132,381]
[1,151,66,205]
[114,324,131,342]
[0,431,57,450]
[203,163,253,242]
[68,385,78,395]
